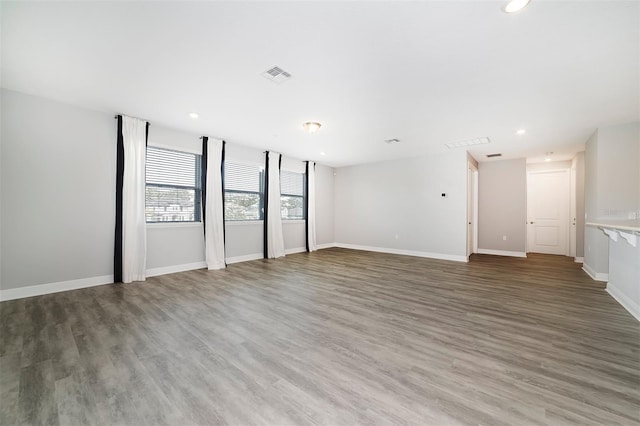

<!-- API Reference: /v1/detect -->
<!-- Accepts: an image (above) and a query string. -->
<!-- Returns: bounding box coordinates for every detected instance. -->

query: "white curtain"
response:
[204,138,226,269]
[121,116,147,283]
[266,152,285,258]
[306,161,317,252]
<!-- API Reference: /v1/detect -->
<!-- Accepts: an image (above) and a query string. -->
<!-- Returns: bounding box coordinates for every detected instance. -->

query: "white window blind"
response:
[224,161,264,221]
[145,147,201,222]
[225,162,263,193]
[280,170,304,196]
[280,170,305,220]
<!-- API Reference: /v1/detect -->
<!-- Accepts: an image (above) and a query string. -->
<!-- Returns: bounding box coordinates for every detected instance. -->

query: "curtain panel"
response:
[202,137,226,270]
[264,151,285,259]
[115,115,148,283]
[305,161,317,252]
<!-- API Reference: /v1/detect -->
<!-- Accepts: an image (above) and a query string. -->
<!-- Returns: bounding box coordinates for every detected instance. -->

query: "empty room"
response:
[1,0,639,425]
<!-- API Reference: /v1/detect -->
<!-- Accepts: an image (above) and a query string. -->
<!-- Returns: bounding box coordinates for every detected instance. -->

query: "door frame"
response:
[467,162,479,258]
[570,162,577,258]
[526,168,573,256]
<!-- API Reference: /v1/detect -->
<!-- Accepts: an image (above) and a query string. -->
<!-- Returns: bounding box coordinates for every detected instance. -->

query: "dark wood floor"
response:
[1,249,639,425]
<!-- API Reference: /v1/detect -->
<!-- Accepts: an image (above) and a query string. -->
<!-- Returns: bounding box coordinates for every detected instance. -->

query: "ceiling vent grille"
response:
[445,137,491,149]
[385,138,400,144]
[261,66,292,84]
[486,153,502,158]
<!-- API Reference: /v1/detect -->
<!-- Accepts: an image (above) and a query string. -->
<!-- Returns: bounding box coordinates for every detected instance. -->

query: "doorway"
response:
[527,169,571,255]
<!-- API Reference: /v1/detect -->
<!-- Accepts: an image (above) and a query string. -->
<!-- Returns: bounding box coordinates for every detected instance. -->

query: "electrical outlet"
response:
[502,235,507,241]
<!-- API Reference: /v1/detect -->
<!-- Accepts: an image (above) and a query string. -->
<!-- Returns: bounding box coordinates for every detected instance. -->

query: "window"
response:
[281,170,305,220]
[224,161,264,221]
[145,147,201,223]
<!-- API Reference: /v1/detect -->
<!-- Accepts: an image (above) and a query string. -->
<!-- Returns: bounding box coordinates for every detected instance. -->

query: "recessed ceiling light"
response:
[189,112,199,119]
[516,129,526,135]
[320,152,326,156]
[545,158,552,162]
[503,0,531,14]
[303,122,321,133]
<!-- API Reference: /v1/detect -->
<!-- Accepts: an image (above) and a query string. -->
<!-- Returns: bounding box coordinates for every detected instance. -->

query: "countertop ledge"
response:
[587,220,640,233]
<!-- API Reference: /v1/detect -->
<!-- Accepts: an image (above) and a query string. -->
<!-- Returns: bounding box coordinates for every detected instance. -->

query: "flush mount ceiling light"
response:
[516,129,526,135]
[503,0,531,13]
[189,112,199,119]
[303,122,322,133]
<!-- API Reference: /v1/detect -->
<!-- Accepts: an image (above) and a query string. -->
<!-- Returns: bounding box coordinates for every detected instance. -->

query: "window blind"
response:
[146,147,201,188]
[225,162,263,192]
[281,170,304,196]
[145,146,201,222]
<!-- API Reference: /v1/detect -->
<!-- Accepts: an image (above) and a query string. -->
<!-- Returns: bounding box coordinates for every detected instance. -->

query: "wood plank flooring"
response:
[1,248,639,425]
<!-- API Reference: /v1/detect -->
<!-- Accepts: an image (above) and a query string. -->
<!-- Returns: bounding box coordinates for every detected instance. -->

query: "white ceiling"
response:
[2,1,638,167]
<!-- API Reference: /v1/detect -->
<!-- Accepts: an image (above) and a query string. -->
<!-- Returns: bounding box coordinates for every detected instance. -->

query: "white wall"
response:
[1,89,116,289]
[333,150,468,261]
[478,159,527,254]
[584,122,640,278]
[574,152,586,259]
[596,123,640,218]
[315,164,334,246]
[1,89,335,294]
[584,130,608,275]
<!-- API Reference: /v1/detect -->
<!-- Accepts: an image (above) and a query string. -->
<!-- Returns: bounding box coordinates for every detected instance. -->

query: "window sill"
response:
[282,219,305,225]
[146,222,203,229]
[224,219,305,226]
[225,220,264,227]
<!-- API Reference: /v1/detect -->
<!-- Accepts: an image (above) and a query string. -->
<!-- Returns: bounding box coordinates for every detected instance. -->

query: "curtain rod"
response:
[114,115,151,124]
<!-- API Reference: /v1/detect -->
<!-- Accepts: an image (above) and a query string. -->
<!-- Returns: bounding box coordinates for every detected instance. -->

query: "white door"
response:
[527,170,570,255]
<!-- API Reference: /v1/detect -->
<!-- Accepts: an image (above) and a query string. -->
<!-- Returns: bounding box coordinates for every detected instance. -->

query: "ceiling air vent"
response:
[445,137,491,149]
[385,138,400,144]
[261,66,292,84]
[486,153,502,158]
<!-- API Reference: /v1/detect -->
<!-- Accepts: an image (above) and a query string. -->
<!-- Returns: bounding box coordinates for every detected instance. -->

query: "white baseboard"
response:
[0,275,114,302]
[334,243,468,263]
[574,257,584,263]
[582,263,609,282]
[146,262,207,278]
[606,283,640,322]
[316,243,337,250]
[284,247,306,255]
[476,248,527,258]
[225,253,264,264]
